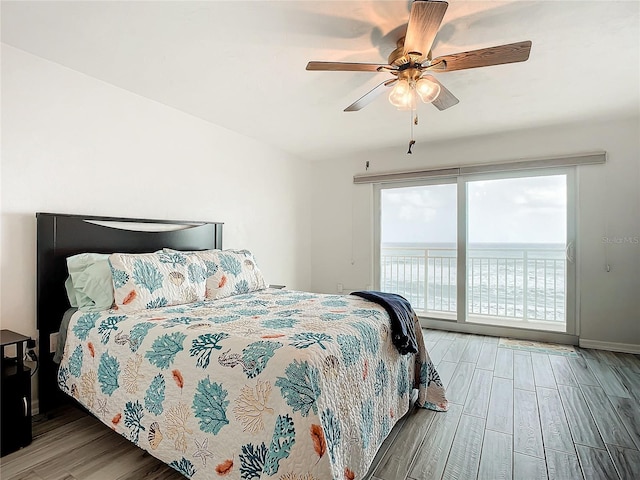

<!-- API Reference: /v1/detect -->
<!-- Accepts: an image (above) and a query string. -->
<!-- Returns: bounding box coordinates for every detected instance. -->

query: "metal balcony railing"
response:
[381,244,566,323]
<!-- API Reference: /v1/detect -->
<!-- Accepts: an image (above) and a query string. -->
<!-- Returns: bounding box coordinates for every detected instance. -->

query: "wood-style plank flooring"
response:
[1,329,639,480]
[367,330,640,480]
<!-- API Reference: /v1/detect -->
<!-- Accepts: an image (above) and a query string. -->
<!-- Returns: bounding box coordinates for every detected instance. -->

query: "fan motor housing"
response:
[388,36,432,67]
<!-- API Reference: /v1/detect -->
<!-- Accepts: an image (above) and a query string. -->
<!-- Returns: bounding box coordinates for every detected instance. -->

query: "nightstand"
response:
[1,329,33,456]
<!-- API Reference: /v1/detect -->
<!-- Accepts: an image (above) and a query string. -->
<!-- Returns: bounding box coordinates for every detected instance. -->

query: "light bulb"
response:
[416,77,441,103]
[388,80,413,109]
[397,89,417,111]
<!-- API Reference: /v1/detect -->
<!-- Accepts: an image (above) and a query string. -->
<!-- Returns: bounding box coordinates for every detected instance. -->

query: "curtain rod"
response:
[353,151,606,184]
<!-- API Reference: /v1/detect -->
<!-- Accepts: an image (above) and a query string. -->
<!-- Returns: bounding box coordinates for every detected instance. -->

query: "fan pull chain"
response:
[407,107,417,154]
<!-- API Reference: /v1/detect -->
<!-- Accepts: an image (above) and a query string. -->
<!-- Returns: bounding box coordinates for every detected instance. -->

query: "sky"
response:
[381,174,567,245]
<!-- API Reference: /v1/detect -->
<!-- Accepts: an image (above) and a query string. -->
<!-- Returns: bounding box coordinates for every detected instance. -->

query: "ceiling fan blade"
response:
[421,74,459,111]
[403,1,449,61]
[345,79,397,112]
[428,40,532,72]
[306,61,392,72]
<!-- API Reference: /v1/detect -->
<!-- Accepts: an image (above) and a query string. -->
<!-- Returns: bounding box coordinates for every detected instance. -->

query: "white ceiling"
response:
[2,1,639,161]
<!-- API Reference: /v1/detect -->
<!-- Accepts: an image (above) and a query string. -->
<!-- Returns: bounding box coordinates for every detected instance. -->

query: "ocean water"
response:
[381,243,566,322]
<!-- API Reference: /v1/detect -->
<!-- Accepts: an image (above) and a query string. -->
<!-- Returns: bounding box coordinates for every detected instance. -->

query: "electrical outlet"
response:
[50,333,59,353]
[337,283,344,294]
[366,284,372,291]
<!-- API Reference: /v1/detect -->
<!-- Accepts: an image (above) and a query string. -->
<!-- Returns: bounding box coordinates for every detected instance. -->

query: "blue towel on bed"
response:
[351,291,418,355]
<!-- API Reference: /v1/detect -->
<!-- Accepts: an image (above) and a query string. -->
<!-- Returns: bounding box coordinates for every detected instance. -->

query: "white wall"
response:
[310,116,640,349]
[1,45,311,344]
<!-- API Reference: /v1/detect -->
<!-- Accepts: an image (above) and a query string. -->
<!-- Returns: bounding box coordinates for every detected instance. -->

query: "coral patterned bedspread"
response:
[58,289,448,480]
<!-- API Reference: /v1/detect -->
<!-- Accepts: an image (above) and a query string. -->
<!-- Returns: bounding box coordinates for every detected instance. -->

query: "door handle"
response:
[23,397,28,416]
[565,242,574,263]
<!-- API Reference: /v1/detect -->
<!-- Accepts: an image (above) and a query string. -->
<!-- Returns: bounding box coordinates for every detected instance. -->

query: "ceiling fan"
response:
[306,0,532,113]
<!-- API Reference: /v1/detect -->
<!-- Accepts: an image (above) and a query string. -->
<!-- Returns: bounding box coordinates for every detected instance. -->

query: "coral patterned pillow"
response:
[108,251,207,312]
[197,249,267,299]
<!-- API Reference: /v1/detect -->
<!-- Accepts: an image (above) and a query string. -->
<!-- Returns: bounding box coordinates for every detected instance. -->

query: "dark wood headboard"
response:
[36,213,223,414]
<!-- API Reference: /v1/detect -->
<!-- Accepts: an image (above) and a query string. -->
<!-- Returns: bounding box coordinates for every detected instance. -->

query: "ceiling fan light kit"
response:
[389,75,441,109]
[306,0,532,150]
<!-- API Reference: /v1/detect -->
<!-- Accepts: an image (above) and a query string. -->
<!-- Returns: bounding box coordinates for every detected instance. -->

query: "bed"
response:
[37,213,447,480]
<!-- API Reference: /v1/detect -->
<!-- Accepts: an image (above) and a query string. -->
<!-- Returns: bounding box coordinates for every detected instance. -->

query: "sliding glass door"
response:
[375,169,575,334]
[379,180,457,320]
[465,173,572,332]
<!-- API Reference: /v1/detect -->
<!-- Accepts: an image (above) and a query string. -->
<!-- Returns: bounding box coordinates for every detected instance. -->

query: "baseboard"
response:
[579,339,640,354]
